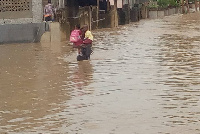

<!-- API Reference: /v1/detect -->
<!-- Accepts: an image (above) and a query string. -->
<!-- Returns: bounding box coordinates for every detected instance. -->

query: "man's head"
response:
[48,0,51,3]
[82,25,88,31]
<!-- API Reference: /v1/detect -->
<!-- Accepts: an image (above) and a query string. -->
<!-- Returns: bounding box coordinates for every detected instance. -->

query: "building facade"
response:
[0,0,45,44]
[0,0,43,24]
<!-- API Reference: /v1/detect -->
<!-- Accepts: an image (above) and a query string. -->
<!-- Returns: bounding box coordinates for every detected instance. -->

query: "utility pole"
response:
[97,0,99,28]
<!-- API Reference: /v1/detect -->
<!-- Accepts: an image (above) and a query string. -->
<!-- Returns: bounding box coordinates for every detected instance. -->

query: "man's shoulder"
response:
[86,31,92,34]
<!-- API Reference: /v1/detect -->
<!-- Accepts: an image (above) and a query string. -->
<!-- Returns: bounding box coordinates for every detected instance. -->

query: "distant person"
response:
[70,24,83,55]
[44,1,54,21]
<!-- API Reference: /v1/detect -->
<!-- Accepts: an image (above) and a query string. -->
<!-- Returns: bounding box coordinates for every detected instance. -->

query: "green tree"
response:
[168,0,179,7]
[157,0,169,8]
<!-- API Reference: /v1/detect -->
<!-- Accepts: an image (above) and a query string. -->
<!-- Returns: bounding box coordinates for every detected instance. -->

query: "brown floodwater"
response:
[0,13,200,134]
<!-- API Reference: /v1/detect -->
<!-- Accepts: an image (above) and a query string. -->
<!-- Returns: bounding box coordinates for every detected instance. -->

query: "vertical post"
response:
[114,0,118,27]
[59,0,64,8]
[128,0,130,23]
[114,0,117,10]
[199,0,200,11]
[186,0,189,13]
[195,0,197,11]
[182,0,184,13]
[97,0,100,28]
[89,7,92,30]
[107,0,110,11]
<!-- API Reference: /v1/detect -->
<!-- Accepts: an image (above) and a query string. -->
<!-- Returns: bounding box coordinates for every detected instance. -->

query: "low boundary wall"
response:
[148,7,181,19]
[0,23,45,44]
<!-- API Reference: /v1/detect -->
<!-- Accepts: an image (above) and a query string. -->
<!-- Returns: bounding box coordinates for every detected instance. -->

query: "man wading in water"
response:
[81,25,93,60]
[70,24,93,61]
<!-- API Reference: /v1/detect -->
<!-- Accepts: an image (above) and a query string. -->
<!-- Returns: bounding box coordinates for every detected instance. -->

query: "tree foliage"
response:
[157,0,169,8]
[157,0,179,8]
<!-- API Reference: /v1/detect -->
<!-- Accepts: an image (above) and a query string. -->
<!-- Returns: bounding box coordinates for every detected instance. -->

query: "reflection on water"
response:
[66,61,94,96]
[0,42,72,132]
[0,13,200,133]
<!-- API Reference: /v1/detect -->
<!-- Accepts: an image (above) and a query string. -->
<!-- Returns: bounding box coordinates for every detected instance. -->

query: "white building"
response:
[109,0,148,9]
[110,0,123,8]
[0,0,43,24]
[0,0,46,44]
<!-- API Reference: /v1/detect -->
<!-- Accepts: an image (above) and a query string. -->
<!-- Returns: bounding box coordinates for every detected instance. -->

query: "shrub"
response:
[148,0,158,9]
[168,0,179,7]
[157,0,169,8]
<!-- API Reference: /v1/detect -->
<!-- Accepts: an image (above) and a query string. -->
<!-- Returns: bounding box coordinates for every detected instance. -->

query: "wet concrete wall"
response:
[183,6,189,13]
[148,7,182,19]
[141,4,148,19]
[41,22,68,42]
[148,10,158,19]
[0,0,44,44]
[175,7,181,14]
[164,9,169,16]
[157,11,165,19]
[0,23,45,44]
[168,8,176,15]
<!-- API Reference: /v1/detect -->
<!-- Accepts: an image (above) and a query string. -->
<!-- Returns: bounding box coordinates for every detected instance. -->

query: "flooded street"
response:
[1,13,200,134]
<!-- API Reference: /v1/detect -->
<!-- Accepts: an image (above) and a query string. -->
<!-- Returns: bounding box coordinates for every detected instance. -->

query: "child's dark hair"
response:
[75,24,80,29]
